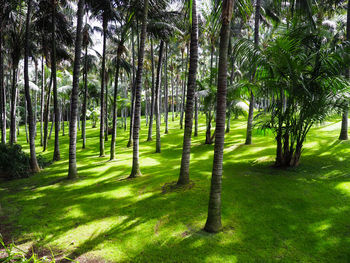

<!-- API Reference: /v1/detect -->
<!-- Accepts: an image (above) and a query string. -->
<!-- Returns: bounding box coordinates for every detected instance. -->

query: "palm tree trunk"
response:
[339,0,350,140]
[40,55,44,146]
[147,38,155,141]
[24,0,40,172]
[129,0,149,178]
[194,94,198,137]
[99,17,107,157]
[43,71,53,151]
[155,40,164,153]
[0,12,5,144]
[171,61,175,122]
[10,66,17,145]
[245,0,260,145]
[204,0,233,233]
[110,43,122,160]
[82,45,88,148]
[164,43,169,134]
[25,99,28,143]
[68,0,85,179]
[127,28,136,147]
[52,0,60,161]
[177,0,198,186]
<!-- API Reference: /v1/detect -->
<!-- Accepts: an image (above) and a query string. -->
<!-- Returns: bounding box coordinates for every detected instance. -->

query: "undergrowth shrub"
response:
[0,144,50,180]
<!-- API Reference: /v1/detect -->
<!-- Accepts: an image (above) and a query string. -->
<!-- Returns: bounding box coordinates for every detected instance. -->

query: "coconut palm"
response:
[68,0,85,179]
[177,0,199,185]
[204,0,234,233]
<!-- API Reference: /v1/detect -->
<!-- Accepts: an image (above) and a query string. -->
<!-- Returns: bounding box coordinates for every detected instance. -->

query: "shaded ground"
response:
[0,115,349,262]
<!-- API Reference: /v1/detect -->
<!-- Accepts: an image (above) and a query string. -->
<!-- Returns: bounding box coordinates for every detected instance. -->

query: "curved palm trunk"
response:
[164,43,169,134]
[99,18,107,157]
[177,0,198,186]
[68,0,85,179]
[52,0,60,161]
[10,66,17,145]
[245,0,260,145]
[204,0,233,233]
[110,44,122,160]
[155,40,164,153]
[129,0,148,178]
[339,0,350,140]
[147,38,155,141]
[82,45,88,148]
[24,0,40,172]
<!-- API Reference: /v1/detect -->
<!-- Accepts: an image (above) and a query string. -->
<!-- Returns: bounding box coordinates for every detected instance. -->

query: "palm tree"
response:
[245,0,261,145]
[129,0,149,178]
[155,40,164,153]
[147,37,155,141]
[24,0,40,172]
[204,0,234,233]
[68,0,85,179]
[52,0,60,161]
[339,0,350,140]
[0,0,5,144]
[177,0,199,185]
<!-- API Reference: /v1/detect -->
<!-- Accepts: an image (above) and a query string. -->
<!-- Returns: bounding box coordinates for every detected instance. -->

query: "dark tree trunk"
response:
[100,18,107,157]
[110,42,122,160]
[0,8,5,144]
[25,99,29,143]
[82,44,88,148]
[204,0,233,233]
[10,66,17,145]
[339,0,350,140]
[164,43,169,134]
[52,0,60,161]
[147,38,155,141]
[194,94,198,137]
[129,0,148,178]
[177,0,198,185]
[127,27,136,147]
[245,0,260,145]
[43,71,53,151]
[68,0,85,179]
[24,0,40,172]
[226,111,231,133]
[171,60,175,122]
[155,40,164,153]
[40,55,44,146]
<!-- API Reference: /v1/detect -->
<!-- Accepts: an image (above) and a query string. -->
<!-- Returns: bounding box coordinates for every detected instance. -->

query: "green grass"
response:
[1,115,350,262]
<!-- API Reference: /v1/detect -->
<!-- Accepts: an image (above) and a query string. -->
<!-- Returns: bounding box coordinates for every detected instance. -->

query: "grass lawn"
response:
[0,114,350,262]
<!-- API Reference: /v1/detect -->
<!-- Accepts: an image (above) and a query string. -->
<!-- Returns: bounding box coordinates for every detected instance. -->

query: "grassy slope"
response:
[0,115,350,262]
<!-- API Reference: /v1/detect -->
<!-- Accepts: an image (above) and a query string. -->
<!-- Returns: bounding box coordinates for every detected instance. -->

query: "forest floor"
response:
[0,115,350,262]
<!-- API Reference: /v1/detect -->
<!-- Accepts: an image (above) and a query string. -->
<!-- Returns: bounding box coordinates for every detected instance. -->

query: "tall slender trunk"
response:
[82,44,88,148]
[0,9,5,144]
[204,0,233,233]
[99,17,107,157]
[176,75,179,117]
[10,66,17,145]
[194,94,198,137]
[52,0,60,161]
[105,75,108,141]
[155,40,164,153]
[129,0,148,178]
[147,38,155,141]
[43,70,53,151]
[40,55,44,146]
[171,60,175,122]
[145,81,148,126]
[245,0,260,145]
[180,46,189,129]
[164,43,169,134]
[25,99,28,143]
[24,0,40,172]
[339,0,350,140]
[110,42,122,160]
[177,0,198,186]
[127,28,136,147]
[68,0,85,179]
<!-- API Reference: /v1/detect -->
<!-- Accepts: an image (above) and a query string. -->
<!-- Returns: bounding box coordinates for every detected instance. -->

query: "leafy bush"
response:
[0,144,49,180]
